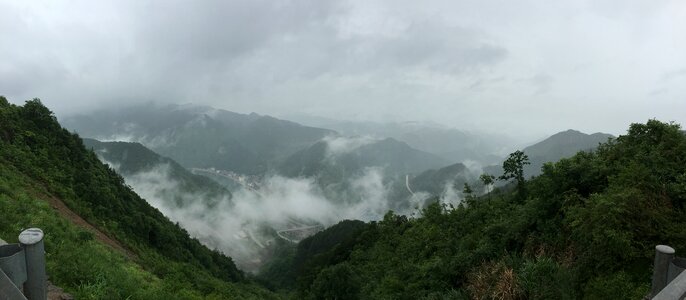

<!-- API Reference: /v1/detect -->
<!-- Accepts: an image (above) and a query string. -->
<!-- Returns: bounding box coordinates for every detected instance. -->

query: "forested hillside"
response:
[4,96,684,299]
[259,120,686,299]
[83,138,233,208]
[0,97,275,299]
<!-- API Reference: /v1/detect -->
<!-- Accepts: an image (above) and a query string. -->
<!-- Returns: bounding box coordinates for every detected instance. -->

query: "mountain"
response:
[62,103,335,174]
[407,162,471,196]
[386,162,474,210]
[523,129,613,160]
[0,97,275,298]
[278,137,449,187]
[282,115,516,165]
[275,137,449,213]
[521,129,613,177]
[258,120,686,299]
[485,129,614,179]
[82,138,233,208]
[81,138,280,271]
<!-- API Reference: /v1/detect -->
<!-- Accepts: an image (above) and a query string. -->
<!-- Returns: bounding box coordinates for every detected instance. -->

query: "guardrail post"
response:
[652,245,676,297]
[18,228,46,300]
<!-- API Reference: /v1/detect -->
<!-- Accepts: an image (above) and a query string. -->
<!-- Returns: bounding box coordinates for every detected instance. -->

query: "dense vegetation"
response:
[4,96,684,299]
[0,98,275,299]
[258,220,369,292]
[260,119,686,299]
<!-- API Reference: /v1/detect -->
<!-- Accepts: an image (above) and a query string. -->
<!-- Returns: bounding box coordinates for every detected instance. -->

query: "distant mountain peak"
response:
[537,129,613,145]
[174,102,212,110]
[559,129,583,134]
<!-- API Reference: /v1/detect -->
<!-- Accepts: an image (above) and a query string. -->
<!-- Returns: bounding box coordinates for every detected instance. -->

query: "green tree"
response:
[277,120,683,299]
[308,263,361,300]
[463,182,473,195]
[499,150,530,199]
[479,173,496,194]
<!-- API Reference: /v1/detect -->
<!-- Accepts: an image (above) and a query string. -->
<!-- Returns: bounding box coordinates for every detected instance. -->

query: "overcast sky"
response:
[1,0,684,139]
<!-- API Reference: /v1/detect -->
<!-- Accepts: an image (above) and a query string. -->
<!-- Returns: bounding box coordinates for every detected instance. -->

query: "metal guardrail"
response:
[651,245,686,300]
[5,232,686,300]
[0,228,47,300]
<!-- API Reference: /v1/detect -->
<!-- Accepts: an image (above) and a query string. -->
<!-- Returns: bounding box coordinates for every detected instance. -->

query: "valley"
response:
[2,2,682,298]
[67,103,618,275]
[2,98,684,299]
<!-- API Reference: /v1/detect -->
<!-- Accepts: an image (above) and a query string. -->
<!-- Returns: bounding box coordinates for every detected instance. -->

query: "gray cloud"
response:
[108,160,409,271]
[662,68,686,82]
[1,0,685,139]
[524,73,554,96]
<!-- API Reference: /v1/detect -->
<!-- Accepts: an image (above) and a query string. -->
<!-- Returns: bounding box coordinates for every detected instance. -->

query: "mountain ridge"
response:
[484,128,614,179]
[283,115,516,165]
[62,103,335,174]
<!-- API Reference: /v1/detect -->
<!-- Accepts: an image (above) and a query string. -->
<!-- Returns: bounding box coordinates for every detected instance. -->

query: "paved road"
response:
[406,175,415,195]
[276,225,324,243]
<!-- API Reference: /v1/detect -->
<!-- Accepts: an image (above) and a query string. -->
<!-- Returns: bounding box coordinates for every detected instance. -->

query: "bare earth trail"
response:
[37,192,137,259]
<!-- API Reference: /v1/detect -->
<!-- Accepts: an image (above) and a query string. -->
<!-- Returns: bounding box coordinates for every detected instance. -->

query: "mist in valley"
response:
[66,100,626,276]
[2,1,685,298]
[96,135,463,272]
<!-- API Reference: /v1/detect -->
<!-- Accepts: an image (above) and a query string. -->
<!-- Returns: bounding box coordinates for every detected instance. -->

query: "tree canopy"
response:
[259,119,686,299]
[0,98,275,298]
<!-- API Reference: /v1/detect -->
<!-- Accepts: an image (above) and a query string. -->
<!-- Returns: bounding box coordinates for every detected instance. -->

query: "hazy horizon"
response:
[2,0,684,140]
[53,100,614,145]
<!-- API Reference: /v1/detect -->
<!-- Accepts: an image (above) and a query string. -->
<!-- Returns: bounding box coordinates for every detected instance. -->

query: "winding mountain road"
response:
[276,225,324,243]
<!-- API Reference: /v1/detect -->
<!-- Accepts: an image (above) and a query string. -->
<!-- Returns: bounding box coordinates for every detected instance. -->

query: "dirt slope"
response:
[39,192,136,259]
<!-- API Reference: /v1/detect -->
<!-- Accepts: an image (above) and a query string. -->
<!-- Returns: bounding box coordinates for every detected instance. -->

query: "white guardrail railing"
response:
[650,245,686,300]
[0,228,47,300]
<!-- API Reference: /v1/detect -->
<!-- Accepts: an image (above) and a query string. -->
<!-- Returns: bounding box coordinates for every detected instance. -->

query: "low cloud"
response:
[440,181,464,207]
[406,191,432,213]
[322,135,378,156]
[345,167,390,220]
[104,160,398,272]
[461,159,485,176]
